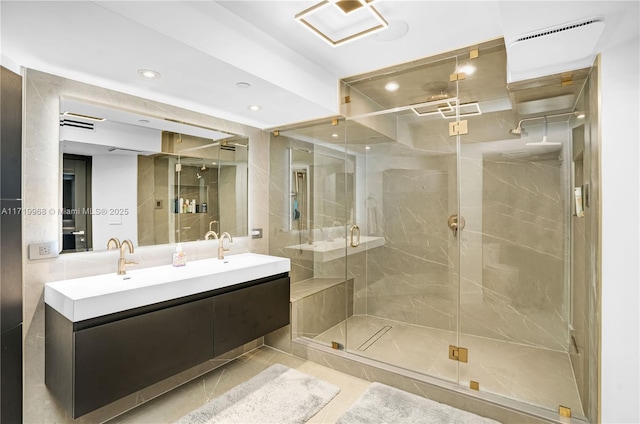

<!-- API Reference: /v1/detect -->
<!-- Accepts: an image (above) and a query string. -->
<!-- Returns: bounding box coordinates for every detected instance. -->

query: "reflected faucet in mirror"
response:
[204,230,218,240]
[118,239,137,275]
[218,232,233,260]
[106,237,121,250]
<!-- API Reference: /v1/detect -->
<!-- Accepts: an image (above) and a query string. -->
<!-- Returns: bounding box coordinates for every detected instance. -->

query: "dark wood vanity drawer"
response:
[213,276,290,356]
[73,297,214,417]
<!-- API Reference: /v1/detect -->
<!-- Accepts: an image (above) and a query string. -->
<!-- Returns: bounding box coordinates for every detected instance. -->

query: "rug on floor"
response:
[174,363,340,424]
[336,382,501,424]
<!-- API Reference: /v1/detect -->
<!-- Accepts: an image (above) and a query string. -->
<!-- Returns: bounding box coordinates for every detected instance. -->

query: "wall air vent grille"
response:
[514,18,603,43]
[220,145,236,151]
[59,119,95,131]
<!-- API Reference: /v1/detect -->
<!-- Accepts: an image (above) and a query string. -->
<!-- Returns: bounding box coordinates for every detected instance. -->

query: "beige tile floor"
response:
[315,315,584,418]
[108,346,371,424]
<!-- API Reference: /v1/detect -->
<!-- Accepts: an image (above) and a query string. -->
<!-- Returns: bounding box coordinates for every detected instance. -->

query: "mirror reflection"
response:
[59,97,248,253]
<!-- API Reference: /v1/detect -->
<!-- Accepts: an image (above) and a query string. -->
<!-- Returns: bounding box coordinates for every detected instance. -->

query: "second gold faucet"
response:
[218,232,233,260]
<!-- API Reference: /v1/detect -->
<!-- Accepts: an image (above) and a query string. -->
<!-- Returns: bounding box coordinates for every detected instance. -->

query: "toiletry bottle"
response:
[179,198,184,214]
[173,243,186,267]
[191,199,196,213]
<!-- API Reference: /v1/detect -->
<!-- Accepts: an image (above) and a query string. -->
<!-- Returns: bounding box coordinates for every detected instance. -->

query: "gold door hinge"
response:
[449,120,469,136]
[559,406,572,418]
[448,345,468,363]
[470,380,480,390]
[561,72,573,86]
[332,118,339,126]
[273,130,280,137]
[450,72,467,82]
[470,47,479,59]
[344,95,351,104]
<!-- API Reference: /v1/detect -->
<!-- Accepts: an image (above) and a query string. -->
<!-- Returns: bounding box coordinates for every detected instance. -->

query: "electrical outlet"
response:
[29,241,59,260]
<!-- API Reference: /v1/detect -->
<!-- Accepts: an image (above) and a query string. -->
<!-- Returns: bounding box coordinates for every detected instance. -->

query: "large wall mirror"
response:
[59,96,248,253]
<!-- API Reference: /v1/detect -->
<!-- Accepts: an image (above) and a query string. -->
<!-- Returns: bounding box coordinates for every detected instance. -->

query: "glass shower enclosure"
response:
[270,39,594,422]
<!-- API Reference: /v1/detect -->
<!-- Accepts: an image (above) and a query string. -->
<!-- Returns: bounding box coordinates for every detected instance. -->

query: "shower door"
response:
[455,45,581,417]
[342,52,463,386]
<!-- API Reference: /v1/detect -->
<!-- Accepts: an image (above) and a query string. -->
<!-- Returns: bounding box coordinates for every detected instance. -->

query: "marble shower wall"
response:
[464,155,569,351]
[23,69,270,423]
[359,143,570,351]
[363,165,458,331]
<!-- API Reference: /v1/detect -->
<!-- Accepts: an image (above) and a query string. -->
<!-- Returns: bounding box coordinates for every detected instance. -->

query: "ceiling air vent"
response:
[59,119,95,131]
[507,17,605,76]
[513,18,603,43]
[220,145,236,151]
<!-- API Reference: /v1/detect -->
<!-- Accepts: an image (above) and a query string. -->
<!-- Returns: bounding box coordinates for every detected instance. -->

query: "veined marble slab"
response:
[284,236,385,262]
[45,253,290,322]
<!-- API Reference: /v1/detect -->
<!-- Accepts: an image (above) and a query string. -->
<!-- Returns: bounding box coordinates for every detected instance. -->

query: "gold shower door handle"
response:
[448,214,465,237]
[350,224,360,247]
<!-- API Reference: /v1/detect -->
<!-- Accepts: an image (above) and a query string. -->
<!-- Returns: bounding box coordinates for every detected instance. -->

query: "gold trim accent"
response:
[448,345,469,362]
[332,118,339,126]
[331,341,340,349]
[335,0,364,14]
[273,130,280,137]
[458,347,468,363]
[449,120,469,136]
[470,381,479,390]
[559,406,572,418]
[470,48,479,59]
[561,72,573,86]
[450,72,466,82]
[344,96,351,104]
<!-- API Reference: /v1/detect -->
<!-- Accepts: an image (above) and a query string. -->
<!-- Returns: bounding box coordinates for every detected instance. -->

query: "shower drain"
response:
[357,325,392,351]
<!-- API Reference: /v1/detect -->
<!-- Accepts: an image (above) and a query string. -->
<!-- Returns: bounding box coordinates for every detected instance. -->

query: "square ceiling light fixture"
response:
[295,0,388,47]
[412,100,482,118]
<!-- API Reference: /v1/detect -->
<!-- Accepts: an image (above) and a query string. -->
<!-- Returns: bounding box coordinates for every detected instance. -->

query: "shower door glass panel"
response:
[342,54,461,385]
[268,126,350,350]
[456,43,580,416]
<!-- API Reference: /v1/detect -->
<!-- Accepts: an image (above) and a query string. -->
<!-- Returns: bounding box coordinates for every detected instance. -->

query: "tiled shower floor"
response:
[314,314,584,417]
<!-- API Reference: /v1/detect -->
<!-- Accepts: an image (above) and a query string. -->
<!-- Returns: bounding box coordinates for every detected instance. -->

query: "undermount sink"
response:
[45,253,290,322]
[284,236,385,262]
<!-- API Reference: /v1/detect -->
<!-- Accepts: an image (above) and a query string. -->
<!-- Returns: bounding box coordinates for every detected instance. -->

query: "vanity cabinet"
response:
[214,275,289,356]
[45,272,289,418]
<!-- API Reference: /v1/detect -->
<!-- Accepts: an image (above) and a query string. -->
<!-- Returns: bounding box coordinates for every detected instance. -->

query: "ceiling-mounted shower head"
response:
[509,124,528,136]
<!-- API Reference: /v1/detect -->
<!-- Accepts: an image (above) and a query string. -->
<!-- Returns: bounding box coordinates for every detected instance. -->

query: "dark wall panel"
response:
[1,65,23,424]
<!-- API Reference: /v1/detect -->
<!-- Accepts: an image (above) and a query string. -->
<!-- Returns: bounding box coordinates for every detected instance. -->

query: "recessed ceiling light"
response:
[576,112,586,119]
[137,69,161,79]
[365,146,371,150]
[236,82,251,89]
[247,105,262,111]
[332,133,339,138]
[385,82,400,92]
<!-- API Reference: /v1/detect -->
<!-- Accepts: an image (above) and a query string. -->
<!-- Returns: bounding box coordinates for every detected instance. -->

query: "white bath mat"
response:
[337,382,501,424]
[174,363,340,424]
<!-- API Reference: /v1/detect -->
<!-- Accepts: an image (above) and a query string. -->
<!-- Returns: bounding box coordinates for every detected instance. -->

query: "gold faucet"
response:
[118,239,137,275]
[218,232,233,260]
[107,237,120,250]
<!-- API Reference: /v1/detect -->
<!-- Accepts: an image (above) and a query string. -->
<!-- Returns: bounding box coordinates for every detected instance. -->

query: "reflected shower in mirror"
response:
[59,96,248,252]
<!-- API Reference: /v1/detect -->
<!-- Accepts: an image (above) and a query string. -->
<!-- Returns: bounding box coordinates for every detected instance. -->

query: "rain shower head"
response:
[525,116,562,147]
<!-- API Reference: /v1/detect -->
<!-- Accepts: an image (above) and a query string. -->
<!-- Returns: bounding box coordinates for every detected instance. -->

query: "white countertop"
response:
[45,253,290,322]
